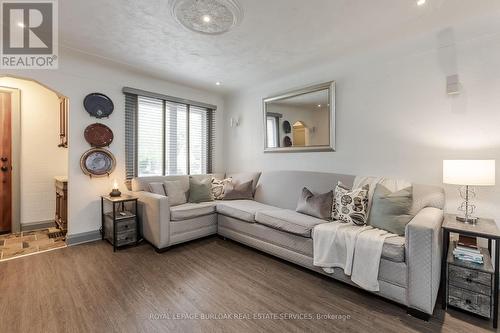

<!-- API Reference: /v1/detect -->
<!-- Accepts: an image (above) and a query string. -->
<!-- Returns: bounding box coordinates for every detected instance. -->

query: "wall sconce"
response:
[230,117,240,127]
[447,74,461,95]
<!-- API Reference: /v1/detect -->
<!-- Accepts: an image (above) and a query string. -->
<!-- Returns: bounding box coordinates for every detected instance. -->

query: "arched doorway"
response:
[0,75,69,261]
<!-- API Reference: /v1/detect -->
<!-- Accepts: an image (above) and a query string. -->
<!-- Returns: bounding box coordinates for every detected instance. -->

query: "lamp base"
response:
[456,215,478,224]
[109,189,122,197]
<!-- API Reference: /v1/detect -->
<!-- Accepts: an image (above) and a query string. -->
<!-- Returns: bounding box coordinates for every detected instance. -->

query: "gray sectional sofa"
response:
[131,170,445,319]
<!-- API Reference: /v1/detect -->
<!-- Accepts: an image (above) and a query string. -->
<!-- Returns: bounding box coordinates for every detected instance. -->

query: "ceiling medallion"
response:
[170,0,243,35]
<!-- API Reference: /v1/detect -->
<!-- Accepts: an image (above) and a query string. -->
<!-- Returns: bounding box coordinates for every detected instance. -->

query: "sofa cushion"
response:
[296,187,333,220]
[211,177,232,200]
[148,182,166,196]
[188,177,214,203]
[216,200,281,223]
[164,180,187,206]
[368,184,414,236]
[382,236,405,263]
[223,180,254,200]
[255,209,326,238]
[170,202,217,221]
[333,182,369,225]
[226,172,261,193]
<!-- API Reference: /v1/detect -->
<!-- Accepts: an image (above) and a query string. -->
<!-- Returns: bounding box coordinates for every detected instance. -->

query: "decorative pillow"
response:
[225,172,261,193]
[188,177,214,203]
[332,182,369,225]
[211,177,232,200]
[163,180,187,206]
[148,182,166,196]
[223,180,254,200]
[296,187,333,220]
[368,184,414,236]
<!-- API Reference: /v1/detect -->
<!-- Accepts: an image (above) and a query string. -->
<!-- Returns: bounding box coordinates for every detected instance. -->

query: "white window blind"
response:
[125,89,216,179]
[189,106,208,175]
[138,96,163,176]
[165,101,188,175]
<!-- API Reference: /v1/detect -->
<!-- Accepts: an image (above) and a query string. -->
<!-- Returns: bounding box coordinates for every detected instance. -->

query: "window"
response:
[124,88,216,179]
[266,116,278,148]
[266,113,281,148]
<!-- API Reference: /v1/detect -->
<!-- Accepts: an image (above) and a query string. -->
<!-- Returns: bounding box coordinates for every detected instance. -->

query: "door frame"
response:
[0,87,21,233]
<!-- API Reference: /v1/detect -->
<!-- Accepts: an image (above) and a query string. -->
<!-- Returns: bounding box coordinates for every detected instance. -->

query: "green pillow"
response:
[188,177,214,203]
[368,184,414,236]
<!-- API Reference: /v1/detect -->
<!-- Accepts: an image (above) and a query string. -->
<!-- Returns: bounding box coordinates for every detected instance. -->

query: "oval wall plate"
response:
[80,148,116,177]
[84,93,114,118]
[84,123,114,147]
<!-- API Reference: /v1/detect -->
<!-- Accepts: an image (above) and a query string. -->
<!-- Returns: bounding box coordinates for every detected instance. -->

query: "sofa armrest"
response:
[135,191,171,249]
[405,207,444,314]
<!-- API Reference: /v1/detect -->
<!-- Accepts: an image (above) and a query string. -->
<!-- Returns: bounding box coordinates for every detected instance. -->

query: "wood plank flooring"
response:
[0,236,496,333]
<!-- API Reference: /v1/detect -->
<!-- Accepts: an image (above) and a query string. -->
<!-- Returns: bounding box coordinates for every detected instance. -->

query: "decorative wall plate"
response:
[84,93,114,118]
[283,136,292,147]
[80,148,116,177]
[283,120,291,134]
[84,123,114,147]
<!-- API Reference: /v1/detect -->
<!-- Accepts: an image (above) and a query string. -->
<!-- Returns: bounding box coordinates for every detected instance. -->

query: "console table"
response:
[442,214,500,328]
[54,176,68,232]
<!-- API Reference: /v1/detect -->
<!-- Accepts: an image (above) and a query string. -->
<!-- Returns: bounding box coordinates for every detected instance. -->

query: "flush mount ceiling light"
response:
[170,0,244,35]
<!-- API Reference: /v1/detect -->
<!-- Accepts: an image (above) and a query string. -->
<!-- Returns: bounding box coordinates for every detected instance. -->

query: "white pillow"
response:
[163,180,187,206]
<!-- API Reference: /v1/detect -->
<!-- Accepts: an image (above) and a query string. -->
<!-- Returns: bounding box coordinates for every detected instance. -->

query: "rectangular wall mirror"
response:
[263,81,335,153]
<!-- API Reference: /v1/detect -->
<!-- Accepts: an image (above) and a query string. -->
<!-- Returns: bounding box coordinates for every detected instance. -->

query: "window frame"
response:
[124,87,217,179]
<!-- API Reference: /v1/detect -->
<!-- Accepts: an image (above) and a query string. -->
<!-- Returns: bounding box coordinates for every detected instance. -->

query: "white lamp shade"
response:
[443,160,496,186]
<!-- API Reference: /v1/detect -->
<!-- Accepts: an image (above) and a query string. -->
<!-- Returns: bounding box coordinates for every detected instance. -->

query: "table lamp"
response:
[443,160,495,224]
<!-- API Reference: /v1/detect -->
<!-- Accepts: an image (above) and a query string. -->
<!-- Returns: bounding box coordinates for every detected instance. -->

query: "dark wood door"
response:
[0,92,12,233]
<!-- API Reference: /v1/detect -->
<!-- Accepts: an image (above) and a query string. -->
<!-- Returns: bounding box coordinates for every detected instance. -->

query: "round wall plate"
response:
[84,123,114,147]
[283,120,291,134]
[84,93,114,118]
[80,148,116,177]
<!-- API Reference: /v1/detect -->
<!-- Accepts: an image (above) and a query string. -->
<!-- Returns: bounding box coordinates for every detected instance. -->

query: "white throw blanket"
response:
[313,222,396,291]
[313,175,407,292]
[350,228,397,291]
[313,222,372,274]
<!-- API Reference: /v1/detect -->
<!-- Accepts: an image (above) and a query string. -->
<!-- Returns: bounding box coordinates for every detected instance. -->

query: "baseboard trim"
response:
[66,230,101,246]
[21,220,56,232]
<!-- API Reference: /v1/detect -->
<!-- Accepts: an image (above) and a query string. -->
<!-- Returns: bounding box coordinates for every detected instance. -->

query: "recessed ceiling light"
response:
[17,22,25,28]
[202,15,211,23]
[417,0,426,6]
[317,104,322,108]
[215,82,221,86]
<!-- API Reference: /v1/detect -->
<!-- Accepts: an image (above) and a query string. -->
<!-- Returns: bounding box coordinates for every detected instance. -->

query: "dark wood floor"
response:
[0,236,496,333]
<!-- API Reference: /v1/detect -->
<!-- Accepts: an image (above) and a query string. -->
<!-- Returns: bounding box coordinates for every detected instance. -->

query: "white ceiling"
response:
[60,0,500,94]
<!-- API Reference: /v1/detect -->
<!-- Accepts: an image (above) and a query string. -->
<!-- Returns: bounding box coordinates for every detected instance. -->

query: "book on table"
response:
[453,249,484,264]
[457,235,478,249]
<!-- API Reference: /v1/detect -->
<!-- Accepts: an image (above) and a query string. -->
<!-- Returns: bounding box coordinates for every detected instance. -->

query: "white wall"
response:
[1,48,224,237]
[223,20,500,222]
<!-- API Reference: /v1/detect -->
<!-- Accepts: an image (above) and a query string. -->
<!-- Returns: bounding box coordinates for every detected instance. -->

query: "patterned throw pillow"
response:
[332,182,370,225]
[211,177,232,200]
